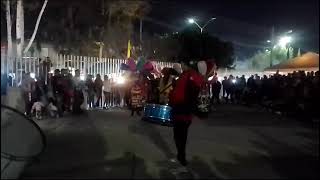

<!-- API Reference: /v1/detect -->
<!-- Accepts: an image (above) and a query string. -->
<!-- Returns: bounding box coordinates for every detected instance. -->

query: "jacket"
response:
[169,69,204,122]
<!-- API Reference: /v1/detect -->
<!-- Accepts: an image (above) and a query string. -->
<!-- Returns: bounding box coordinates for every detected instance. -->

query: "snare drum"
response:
[143,104,172,126]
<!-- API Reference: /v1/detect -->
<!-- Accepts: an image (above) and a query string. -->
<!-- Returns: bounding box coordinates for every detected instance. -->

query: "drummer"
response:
[169,60,204,169]
[159,68,173,105]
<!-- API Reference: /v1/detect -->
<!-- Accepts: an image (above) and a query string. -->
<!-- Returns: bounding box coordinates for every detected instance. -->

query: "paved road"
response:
[21,105,319,179]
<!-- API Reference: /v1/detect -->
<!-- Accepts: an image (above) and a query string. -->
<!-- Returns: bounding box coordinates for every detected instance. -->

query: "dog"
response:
[31,101,44,120]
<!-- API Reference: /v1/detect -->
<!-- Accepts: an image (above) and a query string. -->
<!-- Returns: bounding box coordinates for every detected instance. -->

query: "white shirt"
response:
[103,80,111,92]
[48,102,58,111]
[21,77,35,92]
[31,102,44,112]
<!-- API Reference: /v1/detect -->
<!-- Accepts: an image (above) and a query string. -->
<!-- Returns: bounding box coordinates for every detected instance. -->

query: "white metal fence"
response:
[1,54,174,86]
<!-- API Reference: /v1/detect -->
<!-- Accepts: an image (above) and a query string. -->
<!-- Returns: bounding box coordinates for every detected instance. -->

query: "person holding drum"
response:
[169,60,204,168]
[130,80,143,116]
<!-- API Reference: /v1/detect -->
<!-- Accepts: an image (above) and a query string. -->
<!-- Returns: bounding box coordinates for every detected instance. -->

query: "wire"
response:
[1,104,47,162]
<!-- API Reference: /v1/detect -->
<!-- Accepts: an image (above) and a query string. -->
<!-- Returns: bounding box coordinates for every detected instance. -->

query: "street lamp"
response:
[188,18,195,24]
[187,17,216,34]
[278,36,292,48]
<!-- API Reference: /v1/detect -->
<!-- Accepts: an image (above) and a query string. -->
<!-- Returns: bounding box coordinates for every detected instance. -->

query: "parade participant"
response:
[94,74,103,107]
[103,75,112,109]
[72,69,84,113]
[169,60,204,168]
[130,80,143,116]
[159,68,174,105]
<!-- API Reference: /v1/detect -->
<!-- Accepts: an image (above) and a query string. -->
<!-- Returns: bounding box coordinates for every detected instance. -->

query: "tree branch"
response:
[23,0,48,54]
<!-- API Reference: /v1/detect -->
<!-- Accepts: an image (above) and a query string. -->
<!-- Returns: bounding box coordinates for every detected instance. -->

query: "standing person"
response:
[103,75,112,109]
[222,76,228,101]
[211,80,222,104]
[169,60,204,170]
[130,80,143,116]
[85,75,95,108]
[94,74,103,108]
[226,75,234,103]
[21,72,36,117]
[51,69,64,117]
[72,69,84,114]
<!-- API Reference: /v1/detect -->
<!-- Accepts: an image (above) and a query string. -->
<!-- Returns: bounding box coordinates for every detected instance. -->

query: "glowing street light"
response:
[267,40,271,43]
[278,36,292,48]
[188,18,195,24]
[187,17,216,34]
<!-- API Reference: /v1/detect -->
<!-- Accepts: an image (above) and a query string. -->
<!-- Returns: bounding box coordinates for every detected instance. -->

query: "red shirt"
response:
[169,69,204,122]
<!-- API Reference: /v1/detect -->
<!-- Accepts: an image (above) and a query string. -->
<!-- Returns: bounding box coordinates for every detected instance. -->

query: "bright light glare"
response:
[208,76,213,81]
[232,79,236,83]
[116,76,125,84]
[267,40,271,43]
[8,73,15,79]
[278,36,292,48]
[80,74,85,81]
[218,77,223,82]
[30,73,35,79]
[265,49,270,52]
[188,18,195,24]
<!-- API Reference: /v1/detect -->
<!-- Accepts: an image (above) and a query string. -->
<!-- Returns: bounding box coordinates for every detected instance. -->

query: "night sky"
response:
[145,0,319,59]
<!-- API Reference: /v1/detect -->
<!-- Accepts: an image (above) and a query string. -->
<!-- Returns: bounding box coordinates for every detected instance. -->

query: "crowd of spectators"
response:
[210,70,320,121]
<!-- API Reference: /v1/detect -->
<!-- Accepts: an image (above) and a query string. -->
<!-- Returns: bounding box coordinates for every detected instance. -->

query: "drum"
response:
[142,104,173,126]
[1,105,46,179]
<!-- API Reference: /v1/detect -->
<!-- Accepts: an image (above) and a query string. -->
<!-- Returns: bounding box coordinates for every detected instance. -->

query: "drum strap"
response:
[159,83,172,94]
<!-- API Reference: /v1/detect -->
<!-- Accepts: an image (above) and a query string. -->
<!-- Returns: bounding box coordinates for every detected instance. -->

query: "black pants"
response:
[24,92,35,116]
[173,120,191,166]
[103,91,111,107]
[131,107,142,116]
[211,92,220,104]
[95,91,102,107]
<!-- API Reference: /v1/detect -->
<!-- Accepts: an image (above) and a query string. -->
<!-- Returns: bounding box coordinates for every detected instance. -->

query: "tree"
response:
[101,0,151,58]
[5,0,13,57]
[144,29,235,68]
[16,0,24,59]
[23,0,48,54]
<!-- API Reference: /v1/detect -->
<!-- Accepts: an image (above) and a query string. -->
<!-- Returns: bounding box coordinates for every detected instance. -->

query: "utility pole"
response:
[270,26,275,67]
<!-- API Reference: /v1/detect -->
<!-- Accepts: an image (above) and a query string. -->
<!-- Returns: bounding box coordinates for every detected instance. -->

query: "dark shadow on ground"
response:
[212,129,319,179]
[188,156,221,179]
[22,151,153,179]
[202,104,306,127]
[156,156,222,179]
[20,115,109,178]
[128,120,174,159]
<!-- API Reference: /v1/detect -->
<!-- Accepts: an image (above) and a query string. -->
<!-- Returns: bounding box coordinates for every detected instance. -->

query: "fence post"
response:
[89,56,91,75]
[62,54,66,70]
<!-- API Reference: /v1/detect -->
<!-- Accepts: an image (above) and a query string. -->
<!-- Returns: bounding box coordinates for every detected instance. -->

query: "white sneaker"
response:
[169,158,178,164]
